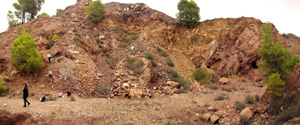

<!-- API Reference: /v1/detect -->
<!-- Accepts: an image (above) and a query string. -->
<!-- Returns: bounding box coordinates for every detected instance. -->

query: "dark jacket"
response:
[23,86,28,99]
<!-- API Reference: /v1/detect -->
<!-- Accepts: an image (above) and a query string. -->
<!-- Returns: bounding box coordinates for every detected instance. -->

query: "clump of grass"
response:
[192,67,212,85]
[73,36,78,44]
[151,60,157,67]
[0,77,7,96]
[166,57,174,67]
[48,95,57,101]
[144,51,153,60]
[206,84,218,90]
[98,83,111,95]
[274,98,300,124]
[107,56,118,69]
[121,35,138,47]
[211,74,219,83]
[245,95,255,104]
[255,95,260,102]
[222,87,232,92]
[241,79,247,82]
[214,95,225,101]
[168,68,179,78]
[70,96,75,101]
[171,77,191,90]
[234,101,245,110]
[52,34,60,41]
[125,56,144,74]
[17,27,33,35]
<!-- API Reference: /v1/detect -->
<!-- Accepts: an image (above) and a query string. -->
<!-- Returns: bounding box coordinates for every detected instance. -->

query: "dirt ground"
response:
[0,76,266,125]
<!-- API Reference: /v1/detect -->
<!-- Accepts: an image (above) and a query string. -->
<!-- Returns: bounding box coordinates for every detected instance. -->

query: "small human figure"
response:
[23,83,30,107]
[47,54,51,64]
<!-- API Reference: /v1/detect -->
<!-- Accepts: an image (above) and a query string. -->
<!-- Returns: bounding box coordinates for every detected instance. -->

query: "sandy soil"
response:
[0,77,266,125]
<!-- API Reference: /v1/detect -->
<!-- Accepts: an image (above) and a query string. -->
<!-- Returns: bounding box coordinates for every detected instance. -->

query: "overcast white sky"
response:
[1,0,299,36]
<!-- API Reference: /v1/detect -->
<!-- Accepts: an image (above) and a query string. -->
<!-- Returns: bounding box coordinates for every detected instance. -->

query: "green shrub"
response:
[170,77,191,90]
[211,74,218,83]
[222,87,232,92]
[267,73,285,97]
[274,99,300,124]
[70,96,75,101]
[98,83,111,95]
[17,27,33,35]
[48,95,57,101]
[107,56,118,69]
[56,9,63,14]
[166,57,174,67]
[144,51,153,60]
[73,36,78,44]
[168,68,179,78]
[268,95,294,115]
[85,0,105,22]
[192,67,212,85]
[206,84,218,90]
[41,12,50,17]
[234,101,245,110]
[0,78,7,96]
[245,95,255,104]
[52,34,60,41]
[11,33,44,74]
[214,95,225,101]
[125,56,144,74]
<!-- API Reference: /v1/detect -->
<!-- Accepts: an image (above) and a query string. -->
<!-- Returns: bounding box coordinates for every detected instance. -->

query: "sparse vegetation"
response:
[11,33,44,74]
[274,98,300,124]
[106,56,118,69]
[192,67,212,85]
[0,77,7,96]
[48,95,57,101]
[125,56,144,74]
[56,9,63,14]
[52,34,60,41]
[214,95,225,101]
[41,12,50,17]
[245,95,255,104]
[166,57,174,67]
[168,68,179,78]
[73,36,78,44]
[222,87,232,92]
[144,51,153,60]
[206,84,218,90]
[85,0,105,22]
[97,83,111,95]
[255,95,260,102]
[151,60,157,67]
[171,77,191,90]
[70,96,75,101]
[17,27,33,35]
[268,95,294,115]
[234,101,245,110]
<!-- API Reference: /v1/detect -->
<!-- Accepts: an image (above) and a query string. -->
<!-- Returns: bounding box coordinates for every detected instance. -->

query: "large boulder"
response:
[219,77,230,84]
[167,81,180,88]
[239,107,253,121]
[129,88,143,99]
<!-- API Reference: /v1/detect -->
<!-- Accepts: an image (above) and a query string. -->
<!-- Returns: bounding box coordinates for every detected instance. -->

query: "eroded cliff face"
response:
[0,0,298,96]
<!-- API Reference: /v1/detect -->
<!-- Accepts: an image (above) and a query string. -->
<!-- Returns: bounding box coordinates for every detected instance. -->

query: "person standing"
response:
[23,83,30,107]
[47,54,51,64]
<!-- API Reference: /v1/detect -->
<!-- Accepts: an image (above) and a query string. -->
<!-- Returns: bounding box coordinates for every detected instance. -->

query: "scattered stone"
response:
[208,107,217,112]
[240,107,253,121]
[3,104,7,107]
[129,88,143,99]
[210,114,220,123]
[202,113,211,121]
[167,81,180,88]
[219,77,230,84]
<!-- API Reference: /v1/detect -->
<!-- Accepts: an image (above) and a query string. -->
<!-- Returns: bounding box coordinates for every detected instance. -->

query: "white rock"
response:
[240,107,253,121]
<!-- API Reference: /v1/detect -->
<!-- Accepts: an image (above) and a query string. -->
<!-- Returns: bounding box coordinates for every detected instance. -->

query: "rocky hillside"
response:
[0,0,299,97]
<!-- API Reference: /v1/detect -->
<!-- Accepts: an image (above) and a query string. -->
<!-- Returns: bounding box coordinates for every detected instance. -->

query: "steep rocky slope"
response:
[0,0,299,97]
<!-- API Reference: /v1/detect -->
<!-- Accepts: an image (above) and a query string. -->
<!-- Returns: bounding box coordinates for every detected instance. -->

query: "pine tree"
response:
[85,0,105,23]
[176,0,200,28]
[11,33,44,74]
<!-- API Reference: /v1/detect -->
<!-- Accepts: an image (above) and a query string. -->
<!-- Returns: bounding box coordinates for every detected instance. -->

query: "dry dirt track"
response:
[0,79,266,125]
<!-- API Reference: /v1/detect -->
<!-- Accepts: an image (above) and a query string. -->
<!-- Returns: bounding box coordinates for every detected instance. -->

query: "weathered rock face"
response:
[0,1,298,96]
